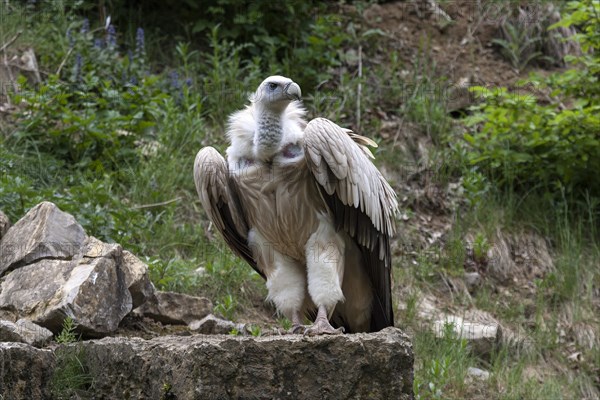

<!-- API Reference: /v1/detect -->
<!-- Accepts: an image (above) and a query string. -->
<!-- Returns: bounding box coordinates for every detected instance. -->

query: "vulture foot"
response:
[303,318,345,336]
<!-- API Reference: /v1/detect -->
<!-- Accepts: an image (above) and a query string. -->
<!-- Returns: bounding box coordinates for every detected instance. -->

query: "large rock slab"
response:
[137,291,212,325]
[0,328,413,399]
[0,342,54,399]
[0,202,86,276]
[80,327,413,399]
[0,237,132,335]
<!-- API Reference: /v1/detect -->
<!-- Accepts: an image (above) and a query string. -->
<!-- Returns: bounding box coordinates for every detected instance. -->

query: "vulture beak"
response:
[284,82,301,101]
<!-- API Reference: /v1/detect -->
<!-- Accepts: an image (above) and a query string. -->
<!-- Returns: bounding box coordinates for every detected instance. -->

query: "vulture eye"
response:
[268,82,278,91]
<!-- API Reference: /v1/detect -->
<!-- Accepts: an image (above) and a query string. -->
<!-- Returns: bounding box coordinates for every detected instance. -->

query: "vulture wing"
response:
[303,118,398,331]
[193,147,264,279]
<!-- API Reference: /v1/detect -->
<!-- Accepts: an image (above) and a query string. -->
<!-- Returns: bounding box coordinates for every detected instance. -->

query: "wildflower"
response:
[66,28,74,48]
[73,53,83,82]
[169,71,183,104]
[81,18,89,34]
[185,77,192,87]
[135,27,145,57]
[169,70,181,89]
[94,38,102,49]
[106,24,117,47]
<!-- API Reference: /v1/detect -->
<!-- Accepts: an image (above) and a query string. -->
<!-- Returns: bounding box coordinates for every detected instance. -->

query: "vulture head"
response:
[252,75,301,112]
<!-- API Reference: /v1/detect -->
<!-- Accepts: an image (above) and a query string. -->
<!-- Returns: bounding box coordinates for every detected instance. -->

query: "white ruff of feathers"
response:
[225,99,307,170]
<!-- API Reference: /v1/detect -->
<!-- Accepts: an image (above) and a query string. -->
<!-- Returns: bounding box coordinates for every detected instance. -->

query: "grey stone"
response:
[466,367,490,381]
[0,210,9,240]
[464,271,482,290]
[0,342,54,399]
[188,314,244,335]
[0,319,53,347]
[0,202,86,276]
[0,237,132,336]
[121,250,156,308]
[137,291,212,325]
[0,328,413,400]
[433,315,501,356]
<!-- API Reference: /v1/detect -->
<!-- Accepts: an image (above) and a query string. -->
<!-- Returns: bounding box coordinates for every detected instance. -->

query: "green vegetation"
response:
[50,318,93,398]
[1,1,598,399]
[55,317,79,344]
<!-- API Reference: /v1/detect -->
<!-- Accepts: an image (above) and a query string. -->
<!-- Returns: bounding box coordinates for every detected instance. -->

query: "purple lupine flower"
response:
[135,27,145,56]
[169,71,181,89]
[81,18,89,34]
[169,71,184,104]
[66,28,74,48]
[185,78,192,87]
[74,53,83,81]
[130,76,138,86]
[106,24,117,47]
[94,38,102,49]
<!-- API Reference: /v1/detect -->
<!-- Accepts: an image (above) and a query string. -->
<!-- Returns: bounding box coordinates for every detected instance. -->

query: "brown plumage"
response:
[194,76,398,334]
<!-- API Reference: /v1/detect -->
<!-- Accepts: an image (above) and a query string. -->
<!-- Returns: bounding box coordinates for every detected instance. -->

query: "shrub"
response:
[460,0,600,197]
[8,21,169,172]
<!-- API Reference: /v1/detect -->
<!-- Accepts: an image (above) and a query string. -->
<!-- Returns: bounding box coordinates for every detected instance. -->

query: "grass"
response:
[398,188,600,399]
[50,317,94,398]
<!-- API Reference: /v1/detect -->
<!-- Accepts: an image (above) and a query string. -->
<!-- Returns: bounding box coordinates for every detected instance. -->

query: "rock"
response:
[121,250,155,308]
[137,291,212,325]
[464,271,482,290]
[0,202,86,277]
[487,229,554,283]
[0,237,132,336]
[0,342,54,399]
[0,210,10,240]
[188,314,245,335]
[433,315,501,356]
[0,319,53,347]
[466,367,490,382]
[73,327,413,399]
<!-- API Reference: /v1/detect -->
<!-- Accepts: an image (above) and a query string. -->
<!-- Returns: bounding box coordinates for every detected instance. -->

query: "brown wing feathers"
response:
[304,118,398,331]
[193,147,265,279]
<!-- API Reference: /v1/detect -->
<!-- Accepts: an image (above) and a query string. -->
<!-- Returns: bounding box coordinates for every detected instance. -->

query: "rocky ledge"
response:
[0,327,413,400]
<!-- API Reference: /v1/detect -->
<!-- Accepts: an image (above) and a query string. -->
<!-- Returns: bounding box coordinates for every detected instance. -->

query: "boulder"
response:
[0,319,53,347]
[0,237,132,336]
[44,327,408,399]
[0,202,86,276]
[0,210,9,240]
[137,291,212,325]
[0,342,54,399]
[121,250,156,308]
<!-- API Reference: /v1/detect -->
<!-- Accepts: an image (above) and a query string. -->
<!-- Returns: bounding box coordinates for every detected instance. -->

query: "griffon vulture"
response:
[194,76,398,334]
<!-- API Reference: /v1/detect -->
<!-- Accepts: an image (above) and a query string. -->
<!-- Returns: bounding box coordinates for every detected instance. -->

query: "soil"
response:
[361,0,536,87]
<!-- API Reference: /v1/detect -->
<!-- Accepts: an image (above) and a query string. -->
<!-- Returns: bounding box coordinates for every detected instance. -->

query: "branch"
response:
[0,30,22,53]
[132,197,182,210]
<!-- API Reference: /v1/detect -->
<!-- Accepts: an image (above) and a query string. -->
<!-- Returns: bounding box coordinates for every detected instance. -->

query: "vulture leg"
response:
[249,229,307,326]
[304,214,346,335]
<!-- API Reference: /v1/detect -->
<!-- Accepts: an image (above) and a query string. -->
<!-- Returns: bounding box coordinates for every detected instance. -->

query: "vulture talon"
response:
[303,319,345,336]
[290,324,306,335]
